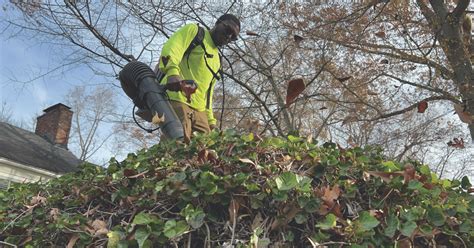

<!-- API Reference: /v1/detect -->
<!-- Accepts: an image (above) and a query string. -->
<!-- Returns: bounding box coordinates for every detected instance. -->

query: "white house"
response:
[0,103,81,188]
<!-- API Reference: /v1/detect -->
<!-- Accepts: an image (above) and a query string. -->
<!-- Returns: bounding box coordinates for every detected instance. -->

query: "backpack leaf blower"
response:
[119,61,196,140]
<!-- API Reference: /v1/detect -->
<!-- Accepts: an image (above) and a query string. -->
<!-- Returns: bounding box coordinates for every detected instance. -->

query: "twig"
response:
[230,198,237,246]
[380,189,394,204]
[0,241,17,248]
[454,234,467,248]
[187,232,191,248]
[1,209,29,233]
[204,222,211,248]
[317,241,351,247]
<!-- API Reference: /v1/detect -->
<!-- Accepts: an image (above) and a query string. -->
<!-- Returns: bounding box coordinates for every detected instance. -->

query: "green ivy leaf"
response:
[420,165,431,175]
[358,211,380,231]
[408,180,423,190]
[419,224,433,235]
[241,133,254,142]
[459,219,472,233]
[288,135,302,143]
[182,205,206,229]
[315,213,337,230]
[382,161,400,171]
[132,212,158,225]
[107,231,124,248]
[427,207,445,227]
[295,213,307,224]
[275,172,298,191]
[155,181,166,193]
[163,220,188,239]
[134,227,150,248]
[469,199,474,211]
[384,213,399,238]
[304,198,321,213]
[296,175,312,192]
[400,220,417,237]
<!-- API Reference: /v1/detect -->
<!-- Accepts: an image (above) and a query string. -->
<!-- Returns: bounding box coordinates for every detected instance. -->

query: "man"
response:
[156,14,240,142]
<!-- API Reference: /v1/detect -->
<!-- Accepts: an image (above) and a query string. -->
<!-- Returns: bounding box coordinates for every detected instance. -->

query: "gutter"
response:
[0,157,61,179]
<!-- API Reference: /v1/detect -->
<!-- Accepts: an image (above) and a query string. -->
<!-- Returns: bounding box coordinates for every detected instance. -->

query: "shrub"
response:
[1,130,473,247]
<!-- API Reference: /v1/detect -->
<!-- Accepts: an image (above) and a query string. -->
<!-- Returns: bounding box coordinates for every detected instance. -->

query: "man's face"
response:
[213,20,239,47]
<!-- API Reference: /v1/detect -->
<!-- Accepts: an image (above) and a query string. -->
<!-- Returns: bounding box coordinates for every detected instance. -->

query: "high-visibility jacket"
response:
[158,23,220,125]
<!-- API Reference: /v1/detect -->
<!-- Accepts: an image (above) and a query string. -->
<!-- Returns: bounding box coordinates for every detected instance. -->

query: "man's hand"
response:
[165,75,183,91]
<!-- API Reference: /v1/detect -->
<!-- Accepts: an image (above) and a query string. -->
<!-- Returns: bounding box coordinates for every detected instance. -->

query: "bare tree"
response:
[2,1,473,178]
[65,85,118,162]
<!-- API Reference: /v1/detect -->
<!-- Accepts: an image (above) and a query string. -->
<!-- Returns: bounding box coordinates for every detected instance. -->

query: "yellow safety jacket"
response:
[158,23,221,125]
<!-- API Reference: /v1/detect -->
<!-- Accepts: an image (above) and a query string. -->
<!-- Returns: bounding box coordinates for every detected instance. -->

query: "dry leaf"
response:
[31,195,47,205]
[342,115,357,126]
[229,198,240,226]
[239,158,256,166]
[246,30,259,36]
[417,101,428,113]
[293,34,304,43]
[454,103,473,124]
[367,90,378,96]
[49,208,60,221]
[403,164,416,184]
[123,168,137,178]
[336,76,352,82]
[396,238,412,248]
[447,138,465,149]
[198,149,209,163]
[322,185,340,205]
[151,113,165,125]
[180,80,197,103]
[367,171,403,183]
[286,78,305,106]
[375,31,386,38]
[91,219,109,236]
[66,234,80,248]
[251,212,264,230]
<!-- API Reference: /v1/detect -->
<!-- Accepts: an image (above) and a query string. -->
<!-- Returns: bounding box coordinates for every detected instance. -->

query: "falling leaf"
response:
[151,112,165,125]
[180,80,197,103]
[285,78,305,106]
[293,34,304,43]
[447,138,465,149]
[375,31,386,38]
[246,30,259,36]
[336,76,352,82]
[367,90,378,96]
[454,103,473,124]
[342,115,357,126]
[417,101,428,113]
[380,59,389,64]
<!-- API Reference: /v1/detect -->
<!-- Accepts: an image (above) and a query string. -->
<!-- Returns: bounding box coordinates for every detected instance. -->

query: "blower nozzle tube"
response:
[119,61,184,140]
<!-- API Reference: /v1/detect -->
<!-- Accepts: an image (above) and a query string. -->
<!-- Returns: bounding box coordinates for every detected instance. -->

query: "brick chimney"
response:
[35,103,73,149]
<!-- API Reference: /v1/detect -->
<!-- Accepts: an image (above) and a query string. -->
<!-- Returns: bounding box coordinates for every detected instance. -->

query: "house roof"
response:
[0,122,81,173]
